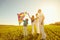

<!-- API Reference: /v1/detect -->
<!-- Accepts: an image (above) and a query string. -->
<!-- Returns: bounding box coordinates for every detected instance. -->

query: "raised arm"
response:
[27,13,31,19]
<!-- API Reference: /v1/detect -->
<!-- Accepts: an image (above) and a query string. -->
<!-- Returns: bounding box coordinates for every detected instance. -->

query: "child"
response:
[27,13,35,34]
[23,18,28,36]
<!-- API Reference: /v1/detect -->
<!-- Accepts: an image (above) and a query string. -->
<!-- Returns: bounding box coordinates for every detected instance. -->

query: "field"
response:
[0,25,60,40]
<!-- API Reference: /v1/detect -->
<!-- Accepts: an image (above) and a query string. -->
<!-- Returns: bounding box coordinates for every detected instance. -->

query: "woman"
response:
[34,14,40,34]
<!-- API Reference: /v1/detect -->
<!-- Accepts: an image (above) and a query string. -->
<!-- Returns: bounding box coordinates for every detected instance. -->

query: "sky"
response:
[0,0,60,25]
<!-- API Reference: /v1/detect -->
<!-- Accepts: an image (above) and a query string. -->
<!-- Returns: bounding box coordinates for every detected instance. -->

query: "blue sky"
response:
[0,0,60,25]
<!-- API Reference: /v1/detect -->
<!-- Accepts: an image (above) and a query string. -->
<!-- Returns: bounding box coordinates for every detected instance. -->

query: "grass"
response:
[0,25,60,40]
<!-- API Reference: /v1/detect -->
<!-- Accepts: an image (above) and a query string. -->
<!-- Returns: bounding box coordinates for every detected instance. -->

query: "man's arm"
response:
[41,15,45,25]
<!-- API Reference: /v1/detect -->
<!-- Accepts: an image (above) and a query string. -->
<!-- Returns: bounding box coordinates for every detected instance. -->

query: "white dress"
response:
[34,15,40,34]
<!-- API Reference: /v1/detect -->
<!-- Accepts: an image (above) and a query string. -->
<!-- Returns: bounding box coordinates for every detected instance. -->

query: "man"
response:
[37,9,46,40]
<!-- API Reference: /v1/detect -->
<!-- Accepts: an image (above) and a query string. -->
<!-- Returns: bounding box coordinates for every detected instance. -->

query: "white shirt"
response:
[38,13,44,25]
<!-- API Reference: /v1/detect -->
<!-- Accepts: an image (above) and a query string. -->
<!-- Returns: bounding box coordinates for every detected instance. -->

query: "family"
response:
[17,9,46,40]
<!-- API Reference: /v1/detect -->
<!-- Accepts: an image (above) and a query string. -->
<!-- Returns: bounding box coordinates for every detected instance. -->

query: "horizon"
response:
[0,0,60,25]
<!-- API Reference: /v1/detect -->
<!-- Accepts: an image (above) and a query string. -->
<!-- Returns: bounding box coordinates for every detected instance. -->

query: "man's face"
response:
[38,9,41,13]
[38,11,41,13]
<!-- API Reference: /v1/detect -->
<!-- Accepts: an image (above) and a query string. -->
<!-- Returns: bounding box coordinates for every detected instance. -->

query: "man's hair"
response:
[38,9,41,13]
[26,18,28,21]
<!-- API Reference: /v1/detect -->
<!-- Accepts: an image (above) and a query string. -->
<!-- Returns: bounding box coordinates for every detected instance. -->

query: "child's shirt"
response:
[23,20,28,26]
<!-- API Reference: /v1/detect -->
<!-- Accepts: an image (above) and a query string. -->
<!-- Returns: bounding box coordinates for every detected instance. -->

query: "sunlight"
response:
[41,4,57,24]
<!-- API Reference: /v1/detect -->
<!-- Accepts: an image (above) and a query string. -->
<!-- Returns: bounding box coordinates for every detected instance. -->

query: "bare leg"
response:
[19,22,21,26]
[23,26,27,36]
[40,25,46,39]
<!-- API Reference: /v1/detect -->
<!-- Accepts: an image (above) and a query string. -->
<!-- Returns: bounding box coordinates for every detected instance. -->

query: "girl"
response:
[28,13,35,34]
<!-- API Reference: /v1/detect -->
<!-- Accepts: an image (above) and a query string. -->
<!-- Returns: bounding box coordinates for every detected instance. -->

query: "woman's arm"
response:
[34,17,39,20]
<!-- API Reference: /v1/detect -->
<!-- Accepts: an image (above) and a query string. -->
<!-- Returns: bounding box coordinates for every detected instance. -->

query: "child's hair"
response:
[26,18,28,21]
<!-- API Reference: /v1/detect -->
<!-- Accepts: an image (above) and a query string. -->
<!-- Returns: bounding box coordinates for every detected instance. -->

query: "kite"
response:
[17,12,27,25]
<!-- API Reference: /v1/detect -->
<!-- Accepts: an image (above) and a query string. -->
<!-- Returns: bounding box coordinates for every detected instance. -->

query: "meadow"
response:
[0,25,60,40]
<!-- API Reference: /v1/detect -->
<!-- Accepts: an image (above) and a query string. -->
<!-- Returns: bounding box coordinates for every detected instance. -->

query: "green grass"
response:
[0,25,60,40]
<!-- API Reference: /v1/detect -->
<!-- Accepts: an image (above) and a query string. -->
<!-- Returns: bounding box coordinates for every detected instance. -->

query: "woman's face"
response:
[36,14,38,17]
